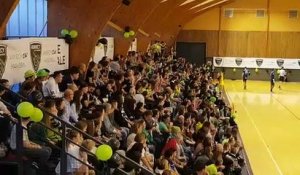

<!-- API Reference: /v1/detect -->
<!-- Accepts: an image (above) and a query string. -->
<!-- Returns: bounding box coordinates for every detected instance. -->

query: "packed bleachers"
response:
[0,51,245,175]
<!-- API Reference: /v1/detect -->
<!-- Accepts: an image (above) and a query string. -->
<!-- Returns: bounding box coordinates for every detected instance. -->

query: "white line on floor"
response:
[227,81,284,175]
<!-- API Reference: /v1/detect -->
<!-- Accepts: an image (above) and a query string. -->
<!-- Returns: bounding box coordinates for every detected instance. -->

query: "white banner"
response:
[0,38,69,83]
[128,38,137,52]
[93,37,114,63]
[213,57,300,69]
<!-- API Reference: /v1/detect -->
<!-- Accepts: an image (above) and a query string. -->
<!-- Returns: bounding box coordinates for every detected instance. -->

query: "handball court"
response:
[224,80,300,175]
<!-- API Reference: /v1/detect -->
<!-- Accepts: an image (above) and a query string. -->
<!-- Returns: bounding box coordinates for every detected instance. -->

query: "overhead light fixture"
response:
[194,0,229,13]
[190,0,215,10]
[180,0,196,6]
[160,0,168,3]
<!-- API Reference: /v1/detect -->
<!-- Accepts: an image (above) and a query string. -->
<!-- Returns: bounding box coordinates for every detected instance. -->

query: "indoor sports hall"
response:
[1,0,300,175]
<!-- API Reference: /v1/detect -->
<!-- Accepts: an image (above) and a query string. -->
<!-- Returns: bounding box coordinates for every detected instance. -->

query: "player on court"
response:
[278,67,286,90]
[242,67,250,90]
[270,69,275,92]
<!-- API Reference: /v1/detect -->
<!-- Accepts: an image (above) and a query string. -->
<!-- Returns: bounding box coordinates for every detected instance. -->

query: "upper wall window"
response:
[6,0,48,38]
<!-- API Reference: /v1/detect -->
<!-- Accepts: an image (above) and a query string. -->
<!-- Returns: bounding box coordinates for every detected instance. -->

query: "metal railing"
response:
[0,84,155,175]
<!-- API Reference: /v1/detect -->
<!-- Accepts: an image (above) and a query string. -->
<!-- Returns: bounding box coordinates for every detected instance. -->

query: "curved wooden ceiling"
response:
[1,0,234,65]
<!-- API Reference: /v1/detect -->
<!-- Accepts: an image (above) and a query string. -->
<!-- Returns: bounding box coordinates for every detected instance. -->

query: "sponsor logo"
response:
[256,59,263,67]
[214,58,223,66]
[0,45,7,78]
[276,59,284,67]
[235,58,242,66]
[30,42,42,71]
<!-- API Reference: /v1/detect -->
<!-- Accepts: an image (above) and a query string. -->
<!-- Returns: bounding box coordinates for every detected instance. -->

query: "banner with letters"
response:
[0,38,69,83]
[93,37,114,63]
[213,57,300,69]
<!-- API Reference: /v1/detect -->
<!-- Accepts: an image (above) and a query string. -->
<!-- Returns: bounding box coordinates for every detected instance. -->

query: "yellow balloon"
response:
[30,108,43,122]
[17,102,34,118]
[70,30,78,38]
[129,30,135,36]
[124,32,130,38]
[95,144,113,161]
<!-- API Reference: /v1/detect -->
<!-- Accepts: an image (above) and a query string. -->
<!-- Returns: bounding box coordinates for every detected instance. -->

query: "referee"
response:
[278,67,286,90]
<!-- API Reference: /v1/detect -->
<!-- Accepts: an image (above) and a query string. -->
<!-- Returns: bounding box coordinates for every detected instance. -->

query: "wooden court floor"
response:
[224,80,300,175]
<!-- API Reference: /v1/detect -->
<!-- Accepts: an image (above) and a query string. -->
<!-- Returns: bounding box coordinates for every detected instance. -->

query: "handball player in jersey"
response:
[242,67,250,90]
[278,67,286,90]
[270,69,275,92]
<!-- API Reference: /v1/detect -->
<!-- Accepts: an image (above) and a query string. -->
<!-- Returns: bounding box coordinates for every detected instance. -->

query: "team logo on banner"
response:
[276,59,284,67]
[256,59,263,67]
[0,45,7,78]
[235,58,243,66]
[214,57,223,66]
[30,42,42,72]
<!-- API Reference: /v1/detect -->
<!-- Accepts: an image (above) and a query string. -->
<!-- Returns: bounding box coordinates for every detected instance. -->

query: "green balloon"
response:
[30,108,43,122]
[129,30,135,36]
[206,164,218,175]
[61,29,69,37]
[156,44,161,49]
[210,96,217,103]
[70,30,78,39]
[17,102,34,118]
[95,144,113,161]
[124,32,130,38]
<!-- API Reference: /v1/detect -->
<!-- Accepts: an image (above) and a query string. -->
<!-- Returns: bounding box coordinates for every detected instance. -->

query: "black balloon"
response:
[64,34,73,44]
[97,38,108,45]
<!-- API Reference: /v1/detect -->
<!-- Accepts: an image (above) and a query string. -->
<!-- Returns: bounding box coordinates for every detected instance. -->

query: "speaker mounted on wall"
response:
[122,0,131,6]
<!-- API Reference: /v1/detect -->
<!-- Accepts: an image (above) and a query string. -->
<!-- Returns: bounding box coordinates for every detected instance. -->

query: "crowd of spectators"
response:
[0,52,245,175]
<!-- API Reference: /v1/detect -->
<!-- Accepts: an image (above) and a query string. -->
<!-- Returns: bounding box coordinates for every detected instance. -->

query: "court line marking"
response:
[223,88,251,175]
[272,94,300,121]
[226,81,284,175]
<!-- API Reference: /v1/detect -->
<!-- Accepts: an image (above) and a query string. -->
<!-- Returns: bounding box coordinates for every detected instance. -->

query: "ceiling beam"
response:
[0,0,19,37]
[48,0,122,66]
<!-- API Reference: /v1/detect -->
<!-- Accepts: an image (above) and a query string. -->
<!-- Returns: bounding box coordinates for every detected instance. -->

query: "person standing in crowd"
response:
[278,67,286,90]
[270,69,275,92]
[242,67,250,90]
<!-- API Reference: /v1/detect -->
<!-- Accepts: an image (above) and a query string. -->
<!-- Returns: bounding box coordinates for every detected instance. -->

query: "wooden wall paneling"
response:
[178,30,300,58]
[219,31,249,57]
[140,0,184,40]
[136,33,151,52]
[171,0,235,54]
[108,0,160,55]
[219,31,267,57]
[285,32,300,58]
[268,32,300,58]
[159,0,202,45]
[111,0,160,29]
[246,32,267,57]
[0,0,20,37]
[48,0,122,66]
